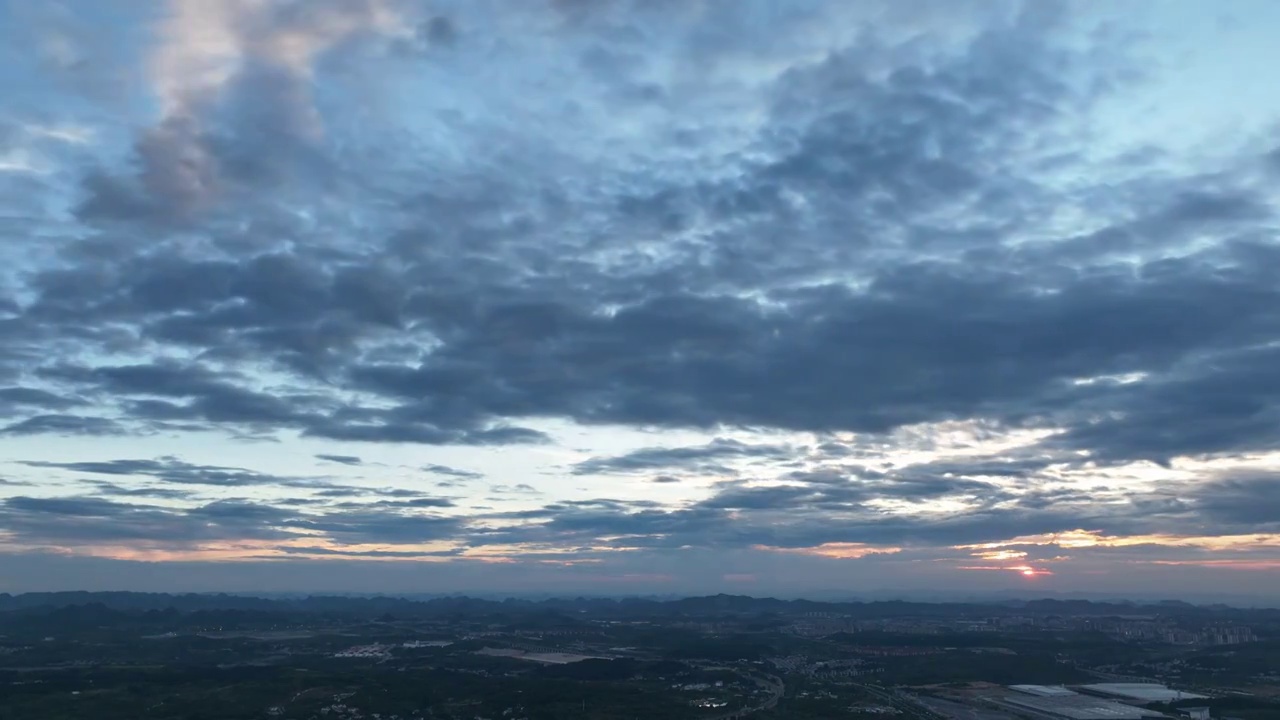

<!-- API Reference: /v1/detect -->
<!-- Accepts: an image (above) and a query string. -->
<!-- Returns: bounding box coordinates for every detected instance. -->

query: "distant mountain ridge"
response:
[1,591,1275,618]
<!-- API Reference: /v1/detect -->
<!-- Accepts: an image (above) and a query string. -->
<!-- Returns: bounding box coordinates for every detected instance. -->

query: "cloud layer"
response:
[2,0,1279,597]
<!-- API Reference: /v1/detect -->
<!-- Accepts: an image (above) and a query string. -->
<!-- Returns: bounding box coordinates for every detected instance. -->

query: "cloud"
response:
[0,387,84,413]
[1,415,125,436]
[490,483,541,495]
[15,457,445,505]
[0,492,465,550]
[8,1,1154,450]
[1053,343,1280,465]
[275,545,463,559]
[328,496,456,509]
[310,487,412,498]
[19,457,318,488]
[1187,473,1280,530]
[0,495,297,545]
[83,482,200,501]
[316,454,363,466]
[288,511,461,545]
[573,438,794,475]
[80,0,406,221]
[421,463,484,480]
[4,0,1280,593]
[33,361,549,446]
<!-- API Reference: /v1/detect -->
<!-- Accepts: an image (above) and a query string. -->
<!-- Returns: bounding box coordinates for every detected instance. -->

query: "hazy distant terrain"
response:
[1,593,1277,719]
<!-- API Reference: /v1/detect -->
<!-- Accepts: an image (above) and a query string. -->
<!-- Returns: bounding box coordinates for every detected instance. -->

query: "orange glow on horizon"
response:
[752,542,903,559]
[974,549,1028,561]
[956,529,1280,552]
[959,564,1052,577]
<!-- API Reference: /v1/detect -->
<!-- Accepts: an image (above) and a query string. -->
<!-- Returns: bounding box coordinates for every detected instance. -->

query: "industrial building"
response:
[998,693,1155,719]
[1079,683,1207,704]
[1011,685,1080,697]
[998,686,1168,720]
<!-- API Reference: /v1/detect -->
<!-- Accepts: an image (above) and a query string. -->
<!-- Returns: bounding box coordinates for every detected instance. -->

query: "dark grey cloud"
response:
[14,457,444,506]
[573,438,794,475]
[1,415,125,436]
[19,457,316,488]
[321,245,1280,458]
[1054,342,1280,465]
[0,387,84,413]
[699,469,1003,513]
[0,493,464,550]
[1186,473,1280,530]
[0,495,297,545]
[316,454,363,466]
[38,361,316,427]
[302,416,549,446]
[84,482,200,501]
[9,139,1256,466]
[32,360,549,446]
[422,463,484,480]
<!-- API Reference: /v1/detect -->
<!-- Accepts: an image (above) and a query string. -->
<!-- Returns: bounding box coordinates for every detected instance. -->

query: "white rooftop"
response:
[1081,683,1207,702]
[1002,695,1148,720]
[1011,684,1079,697]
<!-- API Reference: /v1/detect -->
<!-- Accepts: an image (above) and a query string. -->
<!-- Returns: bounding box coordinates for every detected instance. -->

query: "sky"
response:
[1,0,1280,601]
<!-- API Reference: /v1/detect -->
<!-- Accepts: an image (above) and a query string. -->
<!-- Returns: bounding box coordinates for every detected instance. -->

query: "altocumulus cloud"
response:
[1,0,1280,597]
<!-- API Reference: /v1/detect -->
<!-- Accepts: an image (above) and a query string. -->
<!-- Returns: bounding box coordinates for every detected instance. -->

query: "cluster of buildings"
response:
[787,613,1260,647]
[1161,626,1256,646]
[847,703,901,715]
[767,654,883,680]
[671,681,725,691]
[1082,619,1257,646]
[400,639,451,648]
[315,693,386,720]
[785,613,1263,649]
[789,618,859,635]
[806,659,882,680]
[766,654,809,672]
[332,643,392,659]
